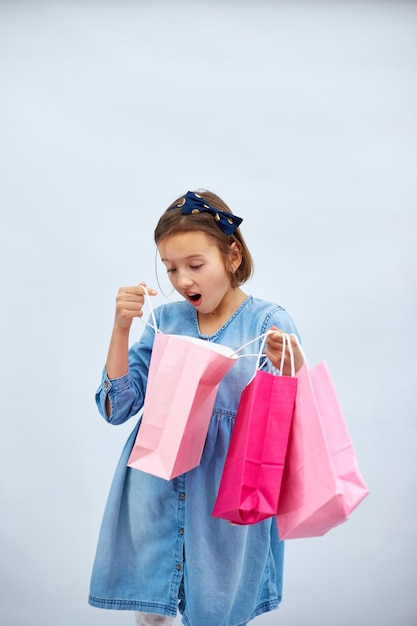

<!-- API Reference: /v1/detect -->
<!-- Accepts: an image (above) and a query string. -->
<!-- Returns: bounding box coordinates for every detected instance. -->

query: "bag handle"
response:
[230,332,269,358]
[290,332,306,365]
[138,295,277,356]
[137,289,265,346]
[139,285,162,334]
[258,332,295,376]
[245,331,295,384]
[281,333,295,377]
[254,331,273,372]
[138,290,298,375]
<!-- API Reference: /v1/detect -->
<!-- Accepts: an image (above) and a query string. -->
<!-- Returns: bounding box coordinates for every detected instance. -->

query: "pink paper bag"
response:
[127,333,238,480]
[276,359,369,539]
[213,334,297,525]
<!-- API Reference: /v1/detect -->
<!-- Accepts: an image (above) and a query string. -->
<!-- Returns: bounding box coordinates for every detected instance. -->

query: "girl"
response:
[89,190,304,626]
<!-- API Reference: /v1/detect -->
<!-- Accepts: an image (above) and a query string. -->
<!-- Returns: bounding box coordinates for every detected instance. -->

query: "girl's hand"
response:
[265,326,304,374]
[113,282,157,331]
[104,283,157,391]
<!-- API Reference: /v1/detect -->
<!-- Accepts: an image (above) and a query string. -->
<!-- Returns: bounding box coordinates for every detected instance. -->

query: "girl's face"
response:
[158,231,239,316]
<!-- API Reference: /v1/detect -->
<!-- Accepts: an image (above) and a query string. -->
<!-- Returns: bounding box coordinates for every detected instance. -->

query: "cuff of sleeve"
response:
[102,369,131,392]
[96,369,131,421]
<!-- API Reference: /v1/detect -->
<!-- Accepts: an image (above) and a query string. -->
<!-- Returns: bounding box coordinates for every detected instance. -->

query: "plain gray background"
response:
[1,1,416,625]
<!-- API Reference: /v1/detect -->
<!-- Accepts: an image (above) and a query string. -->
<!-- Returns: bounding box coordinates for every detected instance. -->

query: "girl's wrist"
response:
[112,322,132,336]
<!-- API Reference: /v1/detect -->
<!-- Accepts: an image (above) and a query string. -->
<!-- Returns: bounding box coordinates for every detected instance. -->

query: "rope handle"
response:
[138,288,273,356]
[256,331,295,376]
[138,285,162,333]
[291,332,307,365]
[138,286,298,377]
[230,332,269,358]
[244,331,295,385]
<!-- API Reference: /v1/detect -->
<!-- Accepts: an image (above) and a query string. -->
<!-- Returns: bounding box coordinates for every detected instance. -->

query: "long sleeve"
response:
[95,319,155,425]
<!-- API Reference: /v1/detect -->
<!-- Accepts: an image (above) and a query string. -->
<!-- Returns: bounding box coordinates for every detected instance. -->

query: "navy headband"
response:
[168,191,243,236]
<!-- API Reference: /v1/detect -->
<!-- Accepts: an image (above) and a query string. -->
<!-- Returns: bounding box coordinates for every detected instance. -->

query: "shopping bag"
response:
[127,288,239,480]
[212,333,297,524]
[276,344,369,539]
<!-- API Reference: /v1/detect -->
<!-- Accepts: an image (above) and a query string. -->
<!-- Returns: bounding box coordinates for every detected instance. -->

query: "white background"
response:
[1,1,416,625]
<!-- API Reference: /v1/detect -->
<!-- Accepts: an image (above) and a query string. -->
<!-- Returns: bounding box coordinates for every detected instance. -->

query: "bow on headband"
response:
[169,191,243,236]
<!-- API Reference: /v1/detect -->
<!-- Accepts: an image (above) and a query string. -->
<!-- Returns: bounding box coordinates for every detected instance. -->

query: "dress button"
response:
[180,493,186,500]
[104,381,109,389]
[179,528,184,535]
[177,563,182,570]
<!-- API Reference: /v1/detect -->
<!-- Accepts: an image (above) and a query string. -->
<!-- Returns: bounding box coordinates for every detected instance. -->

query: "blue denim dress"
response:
[89,296,299,626]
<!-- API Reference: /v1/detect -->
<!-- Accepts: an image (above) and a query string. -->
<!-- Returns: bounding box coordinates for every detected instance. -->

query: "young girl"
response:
[89,190,304,626]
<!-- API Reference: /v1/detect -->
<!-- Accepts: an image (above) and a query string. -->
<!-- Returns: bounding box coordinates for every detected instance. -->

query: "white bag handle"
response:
[289,332,306,366]
[282,333,295,377]
[246,331,295,385]
[138,291,273,356]
[231,332,269,358]
[139,285,162,333]
[138,288,297,375]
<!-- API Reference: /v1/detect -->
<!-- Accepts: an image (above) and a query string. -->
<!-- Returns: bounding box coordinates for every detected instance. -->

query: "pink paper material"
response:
[127,333,237,480]
[212,368,297,525]
[276,361,369,539]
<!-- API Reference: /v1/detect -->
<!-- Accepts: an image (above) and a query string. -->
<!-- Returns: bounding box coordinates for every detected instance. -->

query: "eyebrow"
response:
[160,254,206,262]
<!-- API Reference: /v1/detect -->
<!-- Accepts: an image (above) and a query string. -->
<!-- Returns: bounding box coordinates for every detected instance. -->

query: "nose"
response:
[175,269,194,290]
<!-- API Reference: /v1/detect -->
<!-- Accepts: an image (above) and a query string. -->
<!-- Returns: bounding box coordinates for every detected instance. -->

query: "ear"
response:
[228,241,242,272]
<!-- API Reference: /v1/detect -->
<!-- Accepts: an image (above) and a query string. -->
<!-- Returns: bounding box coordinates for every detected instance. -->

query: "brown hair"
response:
[154,190,254,287]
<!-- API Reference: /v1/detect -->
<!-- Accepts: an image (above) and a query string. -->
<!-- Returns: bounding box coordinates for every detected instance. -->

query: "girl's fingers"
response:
[115,284,158,324]
[137,283,158,296]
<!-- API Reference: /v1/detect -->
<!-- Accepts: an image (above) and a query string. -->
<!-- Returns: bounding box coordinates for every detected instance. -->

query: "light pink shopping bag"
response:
[276,356,369,539]
[127,333,238,480]
[213,334,296,525]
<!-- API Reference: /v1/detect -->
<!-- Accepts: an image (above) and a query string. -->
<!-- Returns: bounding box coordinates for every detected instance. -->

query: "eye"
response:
[166,268,176,274]
[190,264,203,270]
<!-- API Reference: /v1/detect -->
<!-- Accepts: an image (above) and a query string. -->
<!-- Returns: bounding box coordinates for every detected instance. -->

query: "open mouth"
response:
[188,293,201,302]
[186,293,202,305]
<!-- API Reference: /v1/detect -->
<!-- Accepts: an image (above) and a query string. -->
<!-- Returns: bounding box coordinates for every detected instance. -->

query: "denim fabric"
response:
[135,612,175,625]
[89,296,299,626]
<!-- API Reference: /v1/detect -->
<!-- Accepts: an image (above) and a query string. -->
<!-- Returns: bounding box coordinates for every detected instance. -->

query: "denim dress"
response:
[89,296,299,626]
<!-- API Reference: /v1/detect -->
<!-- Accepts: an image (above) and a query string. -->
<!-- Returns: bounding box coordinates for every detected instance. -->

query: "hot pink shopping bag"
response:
[276,356,369,539]
[127,333,238,480]
[212,334,297,525]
